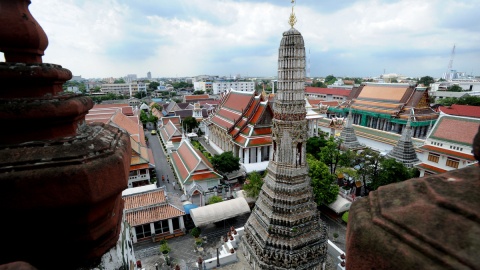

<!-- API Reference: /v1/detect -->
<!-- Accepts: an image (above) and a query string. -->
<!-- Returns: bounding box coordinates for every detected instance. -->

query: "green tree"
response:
[417,76,434,86]
[342,211,349,223]
[140,110,149,126]
[148,81,160,90]
[92,86,101,93]
[208,196,223,205]
[182,116,199,132]
[312,80,327,88]
[319,137,352,175]
[324,75,337,85]
[193,90,205,95]
[306,135,328,159]
[437,97,458,106]
[307,155,339,205]
[370,158,412,190]
[114,78,125,84]
[354,148,384,191]
[446,85,463,92]
[211,151,240,174]
[243,171,264,198]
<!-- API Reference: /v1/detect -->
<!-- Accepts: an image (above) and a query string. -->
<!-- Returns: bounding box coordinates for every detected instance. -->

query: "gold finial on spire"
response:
[289,0,297,28]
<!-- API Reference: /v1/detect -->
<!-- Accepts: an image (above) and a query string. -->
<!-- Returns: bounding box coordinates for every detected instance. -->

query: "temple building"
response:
[305,98,323,137]
[170,140,223,206]
[328,83,438,138]
[204,90,273,172]
[242,4,327,269]
[123,185,186,243]
[415,114,479,176]
[385,110,420,167]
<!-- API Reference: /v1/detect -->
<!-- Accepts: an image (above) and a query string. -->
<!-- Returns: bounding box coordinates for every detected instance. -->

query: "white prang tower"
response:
[242,1,328,269]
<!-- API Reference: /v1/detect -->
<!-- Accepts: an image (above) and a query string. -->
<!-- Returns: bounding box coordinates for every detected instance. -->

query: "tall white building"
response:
[212,81,255,94]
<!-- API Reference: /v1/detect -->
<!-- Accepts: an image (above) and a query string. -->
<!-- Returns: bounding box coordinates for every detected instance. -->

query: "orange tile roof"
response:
[125,205,185,226]
[430,116,480,145]
[247,137,272,147]
[171,152,189,180]
[218,108,241,122]
[223,91,253,112]
[122,106,134,116]
[185,94,210,101]
[234,135,248,146]
[438,104,480,118]
[420,145,476,161]
[358,84,409,102]
[177,143,198,172]
[250,104,266,124]
[124,189,166,209]
[191,172,221,181]
[162,116,181,126]
[415,163,447,174]
[211,115,233,130]
[252,127,271,136]
[111,111,142,139]
[130,163,150,170]
[305,87,351,96]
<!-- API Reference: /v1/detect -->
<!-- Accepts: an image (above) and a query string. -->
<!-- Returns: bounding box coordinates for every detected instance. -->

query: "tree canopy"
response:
[243,171,264,198]
[114,78,125,84]
[208,196,223,205]
[417,76,435,86]
[307,155,339,205]
[312,80,327,88]
[306,135,328,159]
[318,137,353,175]
[446,85,463,92]
[193,90,205,95]
[370,158,413,190]
[172,82,193,89]
[148,81,160,91]
[437,95,480,106]
[182,116,199,132]
[324,75,337,85]
[211,151,240,174]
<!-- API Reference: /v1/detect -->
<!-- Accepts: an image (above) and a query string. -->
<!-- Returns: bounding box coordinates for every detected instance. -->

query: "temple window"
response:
[446,158,459,169]
[427,153,440,163]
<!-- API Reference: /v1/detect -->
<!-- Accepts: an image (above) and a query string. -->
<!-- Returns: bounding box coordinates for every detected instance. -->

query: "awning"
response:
[328,195,352,214]
[183,203,199,215]
[189,198,251,227]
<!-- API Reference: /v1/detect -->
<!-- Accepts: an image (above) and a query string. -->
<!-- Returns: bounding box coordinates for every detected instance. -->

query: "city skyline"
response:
[22,0,480,79]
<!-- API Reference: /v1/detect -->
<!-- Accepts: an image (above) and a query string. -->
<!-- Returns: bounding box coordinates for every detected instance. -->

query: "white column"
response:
[257,147,262,163]
[269,145,273,160]
[239,148,243,163]
[245,148,250,164]
[131,227,138,243]
[168,219,174,234]
[179,216,185,231]
[150,223,156,236]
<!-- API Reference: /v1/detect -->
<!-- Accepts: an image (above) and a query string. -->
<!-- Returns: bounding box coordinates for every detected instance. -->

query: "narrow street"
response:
[146,130,178,195]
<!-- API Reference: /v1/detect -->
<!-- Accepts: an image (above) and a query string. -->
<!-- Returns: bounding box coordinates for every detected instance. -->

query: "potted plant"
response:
[159,241,171,256]
[333,232,339,242]
[195,238,203,247]
[230,248,234,254]
[190,227,201,238]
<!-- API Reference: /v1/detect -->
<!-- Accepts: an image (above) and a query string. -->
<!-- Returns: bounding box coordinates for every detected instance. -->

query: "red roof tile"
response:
[430,116,480,145]
[305,87,351,97]
[124,189,166,210]
[171,152,189,180]
[191,172,221,181]
[185,94,210,101]
[247,137,272,147]
[250,104,266,124]
[234,135,248,146]
[125,205,184,226]
[218,108,242,122]
[122,106,134,116]
[415,163,447,174]
[223,91,253,112]
[419,145,476,161]
[130,163,150,170]
[177,143,198,172]
[211,115,233,130]
[438,104,480,118]
[252,127,271,136]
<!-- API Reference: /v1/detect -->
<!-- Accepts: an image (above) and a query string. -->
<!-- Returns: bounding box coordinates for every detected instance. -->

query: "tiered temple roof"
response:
[170,140,222,187]
[205,90,273,148]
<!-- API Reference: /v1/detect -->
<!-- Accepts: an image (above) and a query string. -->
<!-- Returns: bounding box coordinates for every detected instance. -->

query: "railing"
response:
[129,174,149,181]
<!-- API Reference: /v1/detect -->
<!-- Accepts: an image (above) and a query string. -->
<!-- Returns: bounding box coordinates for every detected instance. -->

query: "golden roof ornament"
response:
[289,0,297,28]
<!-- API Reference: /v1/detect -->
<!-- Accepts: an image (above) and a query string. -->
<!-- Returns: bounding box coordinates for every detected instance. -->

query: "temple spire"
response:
[339,105,363,150]
[289,0,297,28]
[385,108,419,167]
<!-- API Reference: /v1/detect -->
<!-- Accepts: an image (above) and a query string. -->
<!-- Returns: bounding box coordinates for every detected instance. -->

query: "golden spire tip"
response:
[289,0,297,28]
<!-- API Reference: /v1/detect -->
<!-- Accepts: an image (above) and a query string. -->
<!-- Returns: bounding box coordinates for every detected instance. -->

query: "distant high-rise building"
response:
[147,71,152,80]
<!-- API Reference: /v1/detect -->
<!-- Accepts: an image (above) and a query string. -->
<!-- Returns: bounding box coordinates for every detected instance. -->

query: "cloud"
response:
[23,0,479,78]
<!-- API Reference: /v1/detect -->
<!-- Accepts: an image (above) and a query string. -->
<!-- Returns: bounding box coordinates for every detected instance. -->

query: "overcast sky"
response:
[23,0,480,79]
